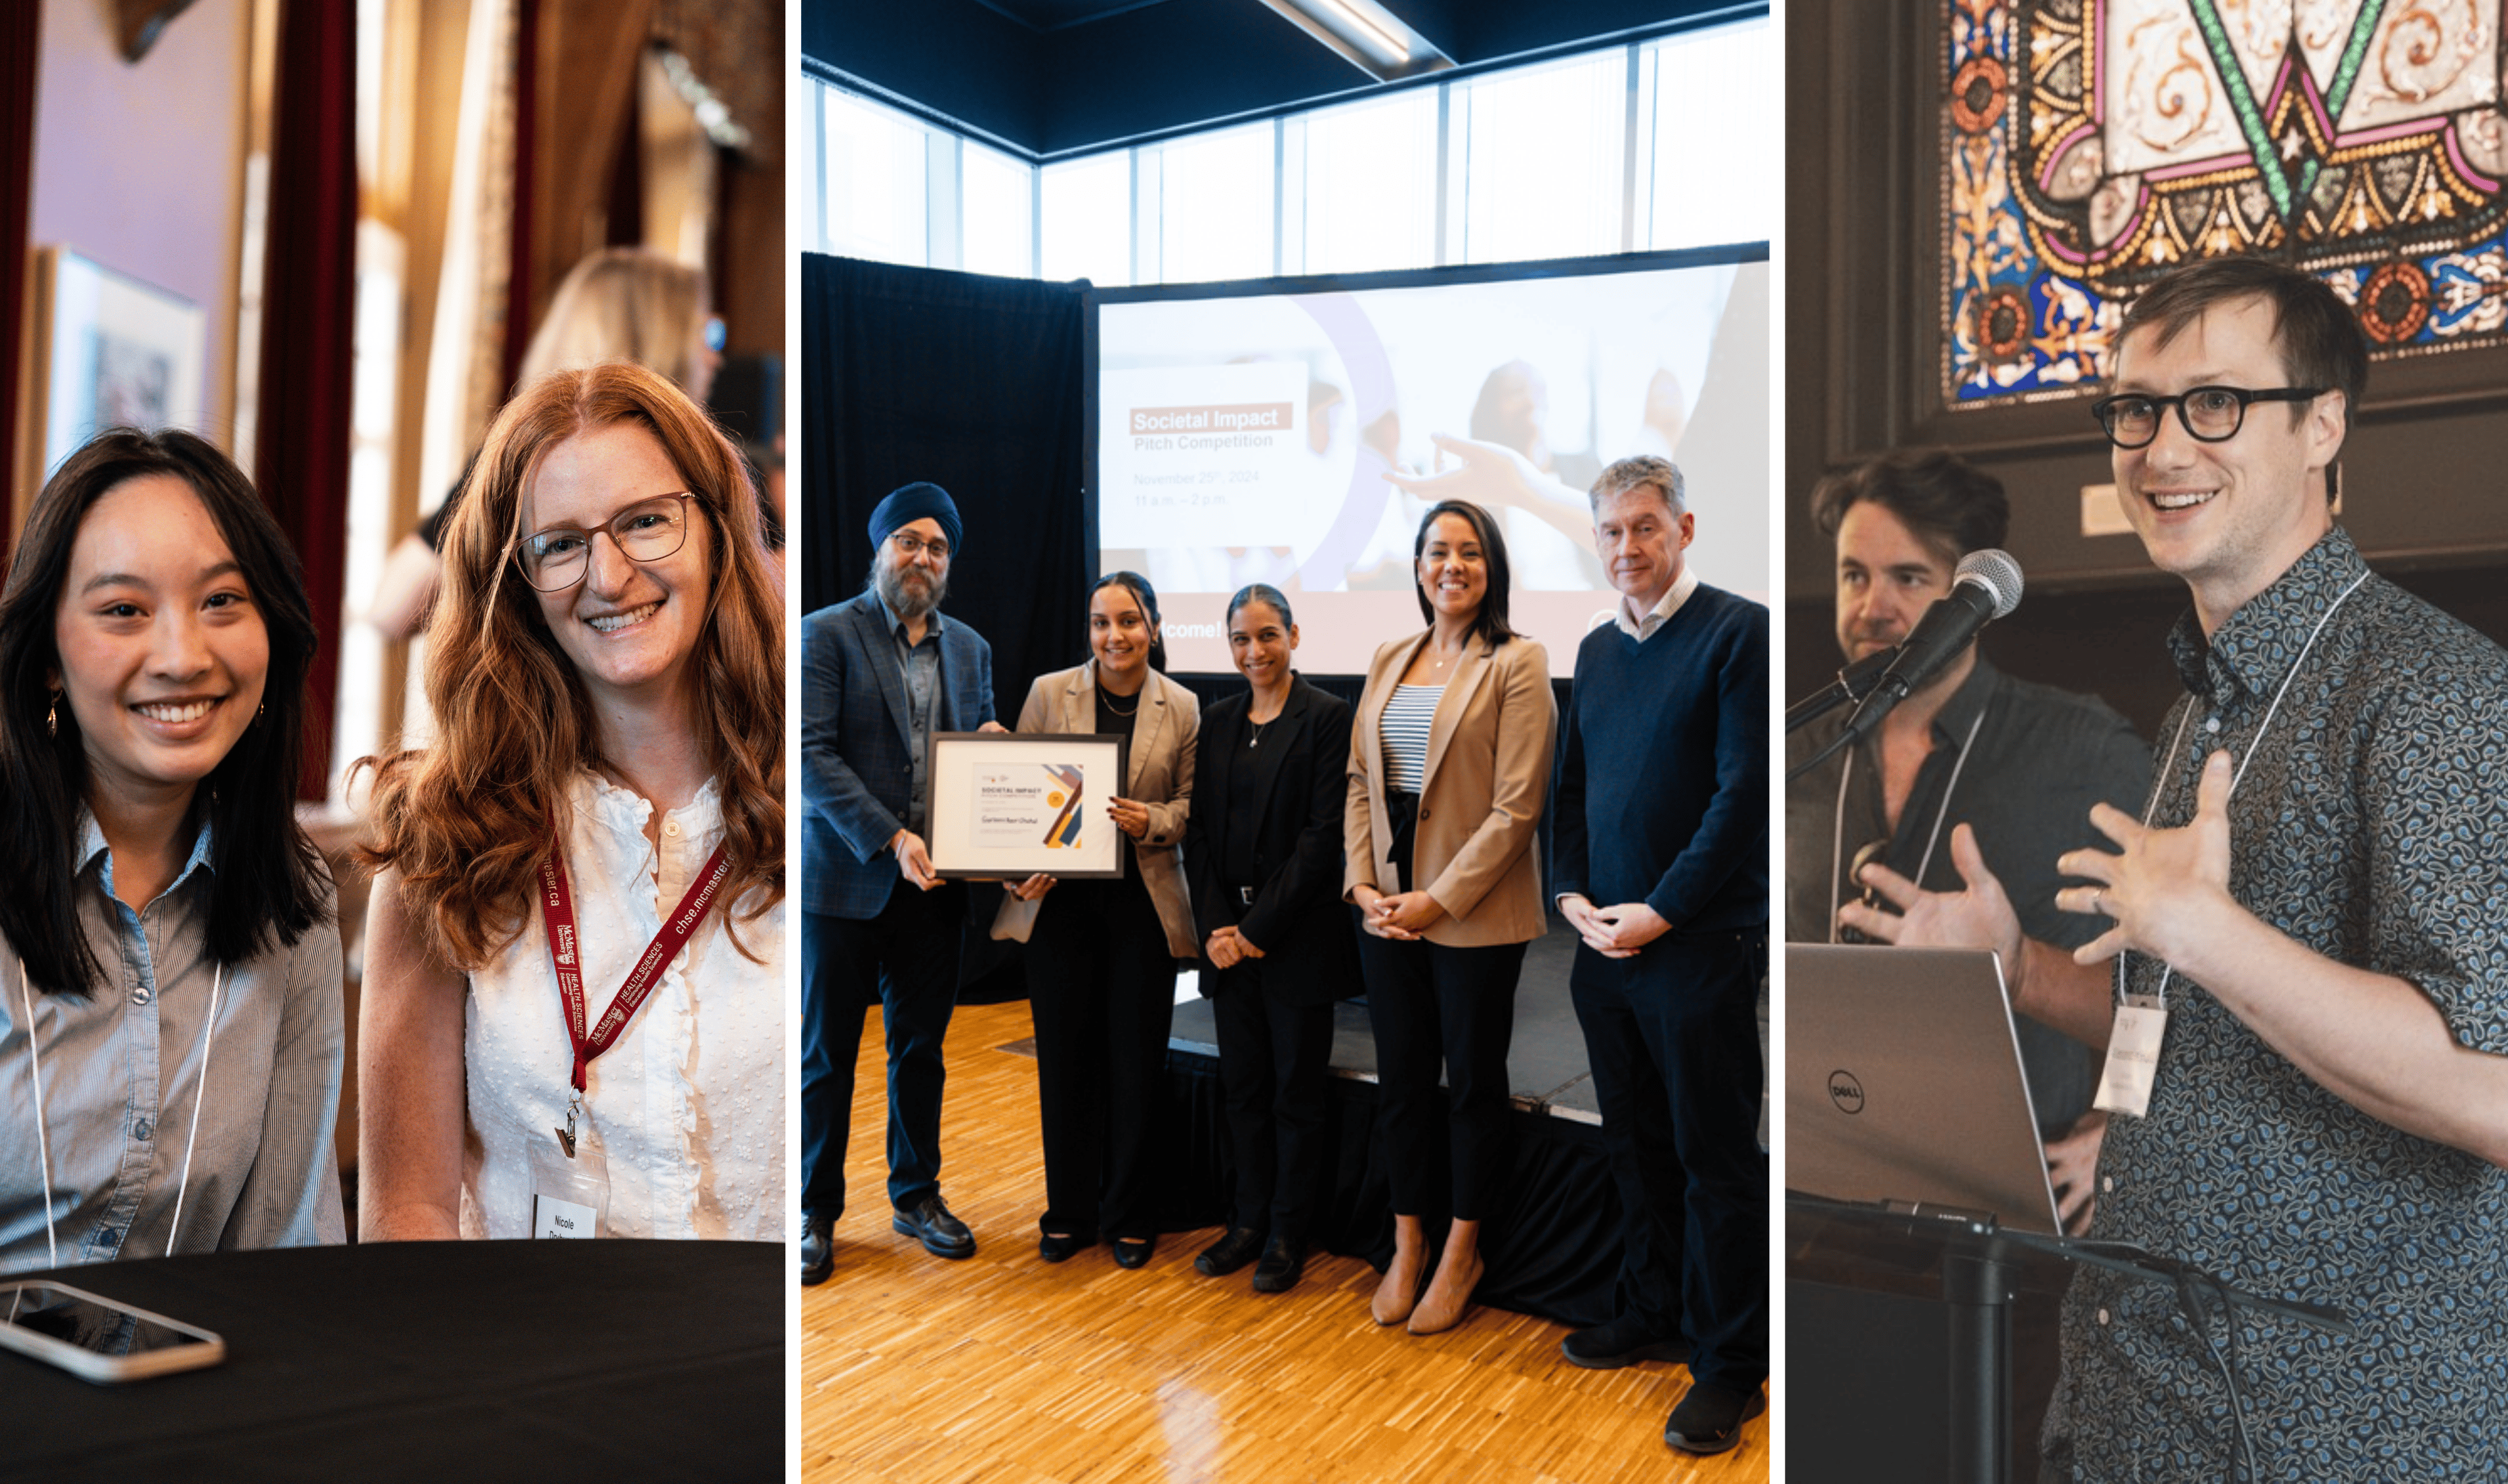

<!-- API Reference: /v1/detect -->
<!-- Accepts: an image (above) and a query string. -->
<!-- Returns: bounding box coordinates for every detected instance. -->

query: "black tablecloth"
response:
[1,1240,781,1481]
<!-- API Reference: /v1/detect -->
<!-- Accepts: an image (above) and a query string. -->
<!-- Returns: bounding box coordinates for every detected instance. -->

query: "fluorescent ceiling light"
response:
[1307,0,1409,62]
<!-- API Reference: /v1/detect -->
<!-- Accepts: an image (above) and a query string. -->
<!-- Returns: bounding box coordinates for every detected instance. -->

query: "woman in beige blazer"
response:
[1345,498,1555,1335]
[1003,571,1200,1270]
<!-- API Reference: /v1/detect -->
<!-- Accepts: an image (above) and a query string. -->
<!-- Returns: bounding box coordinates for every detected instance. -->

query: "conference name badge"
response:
[2094,995,2168,1119]
[528,1131,611,1240]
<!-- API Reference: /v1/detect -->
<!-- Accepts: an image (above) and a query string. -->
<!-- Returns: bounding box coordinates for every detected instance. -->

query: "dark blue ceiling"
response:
[804,0,1763,160]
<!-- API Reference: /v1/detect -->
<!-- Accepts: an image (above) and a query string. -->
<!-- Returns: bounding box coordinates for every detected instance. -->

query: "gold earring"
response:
[47,691,60,738]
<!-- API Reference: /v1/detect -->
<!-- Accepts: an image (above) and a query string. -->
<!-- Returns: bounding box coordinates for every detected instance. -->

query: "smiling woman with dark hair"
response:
[0,428,342,1273]
[1344,498,1554,1335]
[996,569,1201,1271]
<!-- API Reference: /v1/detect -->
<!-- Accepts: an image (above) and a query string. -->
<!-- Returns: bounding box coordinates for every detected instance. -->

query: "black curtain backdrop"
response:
[802,253,1094,995]
[800,253,1091,721]
[1154,1051,1621,1328]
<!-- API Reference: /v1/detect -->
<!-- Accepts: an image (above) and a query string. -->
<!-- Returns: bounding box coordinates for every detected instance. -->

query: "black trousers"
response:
[799,882,966,1221]
[1356,934,1526,1222]
[1570,928,1768,1392]
[1024,874,1177,1239]
[1209,959,1335,1241]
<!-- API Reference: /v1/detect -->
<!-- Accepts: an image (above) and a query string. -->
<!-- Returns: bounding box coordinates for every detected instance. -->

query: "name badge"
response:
[2094,995,2169,1119]
[532,1192,599,1240]
[526,1124,612,1239]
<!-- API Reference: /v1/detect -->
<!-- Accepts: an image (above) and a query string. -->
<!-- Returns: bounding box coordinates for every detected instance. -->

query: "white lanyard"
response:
[20,955,224,1267]
[2117,569,2370,1011]
[1827,705,1987,943]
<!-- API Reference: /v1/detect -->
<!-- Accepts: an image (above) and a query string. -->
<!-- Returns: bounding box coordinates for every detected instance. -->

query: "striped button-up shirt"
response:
[1,814,343,1272]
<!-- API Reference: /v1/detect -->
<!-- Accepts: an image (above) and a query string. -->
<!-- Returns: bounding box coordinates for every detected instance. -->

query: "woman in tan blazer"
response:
[1345,498,1555,1334]
[1003,571,1200,1270]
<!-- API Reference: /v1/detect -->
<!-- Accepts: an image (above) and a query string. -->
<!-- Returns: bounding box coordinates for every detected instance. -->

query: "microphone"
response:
[1840,549,2023,741]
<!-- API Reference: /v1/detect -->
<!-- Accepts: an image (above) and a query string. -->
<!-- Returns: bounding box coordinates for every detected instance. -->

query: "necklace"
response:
[1101,687,1140,717]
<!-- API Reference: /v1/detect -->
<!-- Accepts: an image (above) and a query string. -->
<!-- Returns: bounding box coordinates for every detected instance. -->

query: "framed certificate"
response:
[926,732,1131,879]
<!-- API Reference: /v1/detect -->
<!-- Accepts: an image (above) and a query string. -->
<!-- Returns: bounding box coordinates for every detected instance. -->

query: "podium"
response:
[1786,1195,2354,1484]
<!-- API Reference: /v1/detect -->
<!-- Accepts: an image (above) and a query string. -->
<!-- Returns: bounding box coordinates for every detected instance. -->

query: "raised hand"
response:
[1838,823,2025,971]
[2056,749,2237,967]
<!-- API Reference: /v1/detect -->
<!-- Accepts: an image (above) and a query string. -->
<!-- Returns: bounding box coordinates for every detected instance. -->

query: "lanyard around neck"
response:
[538,833,733,1094]
[1827,703,1987,944]
[2117,568,2370,1009]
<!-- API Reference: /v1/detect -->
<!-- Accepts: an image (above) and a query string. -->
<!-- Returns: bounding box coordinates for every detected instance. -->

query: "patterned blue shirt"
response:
[2046,527,2508,1481]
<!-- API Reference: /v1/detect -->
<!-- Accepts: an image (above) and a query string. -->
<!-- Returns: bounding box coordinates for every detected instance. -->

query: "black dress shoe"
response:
[1038,1228,1098,1263]
[800,1213,835,1286]
[1250,1235,1306,1294]
[1664,1383,1765,1455]
[892,1194,976,1259]
[1194,1226,1265,1278]
[1561,1313,1689,1370]
[1112,1236,1155,1269]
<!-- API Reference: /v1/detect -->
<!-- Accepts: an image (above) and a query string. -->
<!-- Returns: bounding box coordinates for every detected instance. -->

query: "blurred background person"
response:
[366,246,733,642]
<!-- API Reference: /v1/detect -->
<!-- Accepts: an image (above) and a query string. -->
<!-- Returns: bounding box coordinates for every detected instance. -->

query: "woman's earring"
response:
[46,690,60,738]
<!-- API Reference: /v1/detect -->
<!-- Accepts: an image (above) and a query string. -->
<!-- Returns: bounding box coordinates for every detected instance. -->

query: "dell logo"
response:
[1828,1070,1865,1114]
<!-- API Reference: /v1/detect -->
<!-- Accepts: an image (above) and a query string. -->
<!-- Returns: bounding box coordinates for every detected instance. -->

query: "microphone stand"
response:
[1786,652,1892,784]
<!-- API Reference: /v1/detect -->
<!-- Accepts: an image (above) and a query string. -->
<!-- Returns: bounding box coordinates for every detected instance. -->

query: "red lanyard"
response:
[537,836,734,1092]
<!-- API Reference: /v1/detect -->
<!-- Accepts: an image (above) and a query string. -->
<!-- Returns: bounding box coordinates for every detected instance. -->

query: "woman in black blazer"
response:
[1183,584,1360,1295]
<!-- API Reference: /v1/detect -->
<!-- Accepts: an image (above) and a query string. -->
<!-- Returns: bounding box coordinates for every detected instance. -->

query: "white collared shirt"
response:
[1618,565,1700,642]
[461,771,784,1240]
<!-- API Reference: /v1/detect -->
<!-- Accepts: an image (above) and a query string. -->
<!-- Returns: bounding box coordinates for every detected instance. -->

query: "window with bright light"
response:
[1297,91,1437,275]
[812,19,1773,284]
[1647,20,1772,250]
[1041,152,1131,286]
[961,141,1035,278]
[823,87,928,266]
[1151,123,1275,284]
[1457,51,1626,265]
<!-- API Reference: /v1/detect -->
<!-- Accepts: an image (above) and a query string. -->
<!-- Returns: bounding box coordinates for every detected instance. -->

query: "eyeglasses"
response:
[890,531,950,562]
[516,494,695,591]
[2088,385,2325,449]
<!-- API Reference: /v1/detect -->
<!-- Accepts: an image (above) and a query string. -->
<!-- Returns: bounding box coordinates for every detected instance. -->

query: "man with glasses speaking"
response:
[800,482,1004,1283]
[1846,257,2508,1481]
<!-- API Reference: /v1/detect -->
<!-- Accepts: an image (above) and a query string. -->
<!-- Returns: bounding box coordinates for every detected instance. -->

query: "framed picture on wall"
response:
[22,246,207,508]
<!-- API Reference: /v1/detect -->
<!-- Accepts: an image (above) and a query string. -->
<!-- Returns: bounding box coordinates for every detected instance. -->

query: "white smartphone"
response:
[0,1280,225,1383]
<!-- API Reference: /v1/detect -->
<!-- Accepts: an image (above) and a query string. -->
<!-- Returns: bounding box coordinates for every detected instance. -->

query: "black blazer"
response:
[1184,673,1362,1008]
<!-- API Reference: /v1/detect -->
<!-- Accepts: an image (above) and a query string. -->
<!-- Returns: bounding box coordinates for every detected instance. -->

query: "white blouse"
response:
[460,771,783,1240]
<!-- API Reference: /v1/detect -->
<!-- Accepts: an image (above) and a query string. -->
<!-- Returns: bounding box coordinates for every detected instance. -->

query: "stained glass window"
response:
[1946,0,2508,407]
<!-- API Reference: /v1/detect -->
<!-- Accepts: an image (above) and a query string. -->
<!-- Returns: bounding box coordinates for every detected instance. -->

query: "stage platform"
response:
[1167,918,1607,1121]
[993,919,1769,1330]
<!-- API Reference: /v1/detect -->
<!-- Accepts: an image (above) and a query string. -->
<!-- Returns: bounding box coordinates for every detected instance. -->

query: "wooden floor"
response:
[800,1001,1772,1483]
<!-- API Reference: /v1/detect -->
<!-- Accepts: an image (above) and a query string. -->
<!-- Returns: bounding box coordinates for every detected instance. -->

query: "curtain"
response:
[800,253,1091,724]
[0,3,38,569]
[253,0,357,797]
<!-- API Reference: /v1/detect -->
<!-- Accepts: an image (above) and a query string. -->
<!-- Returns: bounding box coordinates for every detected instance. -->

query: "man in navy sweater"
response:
[1553,454,1770,1454]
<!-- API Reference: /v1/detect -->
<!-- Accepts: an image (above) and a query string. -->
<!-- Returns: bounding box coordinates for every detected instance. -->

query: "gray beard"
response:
[871,559,945,621]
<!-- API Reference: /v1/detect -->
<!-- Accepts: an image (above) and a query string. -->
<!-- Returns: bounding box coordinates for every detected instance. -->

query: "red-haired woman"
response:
[359,361,784,1242]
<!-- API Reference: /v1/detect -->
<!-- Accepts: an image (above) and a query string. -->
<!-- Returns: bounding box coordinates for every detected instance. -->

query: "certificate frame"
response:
[926,732,1132,880]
